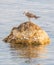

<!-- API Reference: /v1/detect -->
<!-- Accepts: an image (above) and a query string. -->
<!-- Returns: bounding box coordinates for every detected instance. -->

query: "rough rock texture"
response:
[3,21,50,46]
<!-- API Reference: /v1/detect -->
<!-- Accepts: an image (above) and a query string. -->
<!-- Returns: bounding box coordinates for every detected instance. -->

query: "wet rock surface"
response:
[3,21,50,46]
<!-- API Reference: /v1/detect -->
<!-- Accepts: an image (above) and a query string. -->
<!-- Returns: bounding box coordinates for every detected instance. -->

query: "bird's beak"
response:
[23,12,25,14]
[23,12,24,14]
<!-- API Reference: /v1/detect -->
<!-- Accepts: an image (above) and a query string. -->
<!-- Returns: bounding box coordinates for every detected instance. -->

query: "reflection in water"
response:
[10,43,47,58]
[9,43,48,65]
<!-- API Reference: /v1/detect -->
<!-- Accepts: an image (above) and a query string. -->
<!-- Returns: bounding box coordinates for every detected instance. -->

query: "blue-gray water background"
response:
[0,0,54,65]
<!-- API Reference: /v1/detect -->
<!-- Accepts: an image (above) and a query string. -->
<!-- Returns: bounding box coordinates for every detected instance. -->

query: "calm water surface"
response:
[0,0,54,65]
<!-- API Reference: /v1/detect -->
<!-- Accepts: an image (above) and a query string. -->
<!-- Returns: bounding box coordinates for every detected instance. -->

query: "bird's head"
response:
[23,11,28,14]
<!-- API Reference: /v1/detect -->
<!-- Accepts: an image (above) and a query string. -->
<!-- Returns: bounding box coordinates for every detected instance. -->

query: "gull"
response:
[23,11,40,21]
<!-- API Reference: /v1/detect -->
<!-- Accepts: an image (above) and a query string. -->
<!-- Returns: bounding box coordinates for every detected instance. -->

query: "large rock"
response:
[3,21,50,46]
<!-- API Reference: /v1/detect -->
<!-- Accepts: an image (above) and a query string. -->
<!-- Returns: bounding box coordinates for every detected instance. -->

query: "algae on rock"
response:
[3,21,50,46]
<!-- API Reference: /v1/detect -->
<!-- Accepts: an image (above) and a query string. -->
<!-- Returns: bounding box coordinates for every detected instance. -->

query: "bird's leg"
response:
[29,18,31,21]
[28,17,31,22]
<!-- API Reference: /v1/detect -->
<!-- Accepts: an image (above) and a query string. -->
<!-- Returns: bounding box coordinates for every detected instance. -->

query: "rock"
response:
[3,21,50,46]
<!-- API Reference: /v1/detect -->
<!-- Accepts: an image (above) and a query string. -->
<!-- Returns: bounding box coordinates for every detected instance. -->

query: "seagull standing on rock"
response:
[23,11,40,21]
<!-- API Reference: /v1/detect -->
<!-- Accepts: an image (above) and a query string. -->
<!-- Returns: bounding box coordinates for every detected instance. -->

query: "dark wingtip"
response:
[37,16,40,18]
[34,16,40,19]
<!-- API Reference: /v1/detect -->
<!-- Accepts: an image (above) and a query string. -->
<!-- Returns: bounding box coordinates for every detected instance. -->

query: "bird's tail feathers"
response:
[34,16,40,19]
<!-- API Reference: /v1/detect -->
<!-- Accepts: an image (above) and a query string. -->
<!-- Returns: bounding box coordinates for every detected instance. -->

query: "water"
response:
[0,0,54,65]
